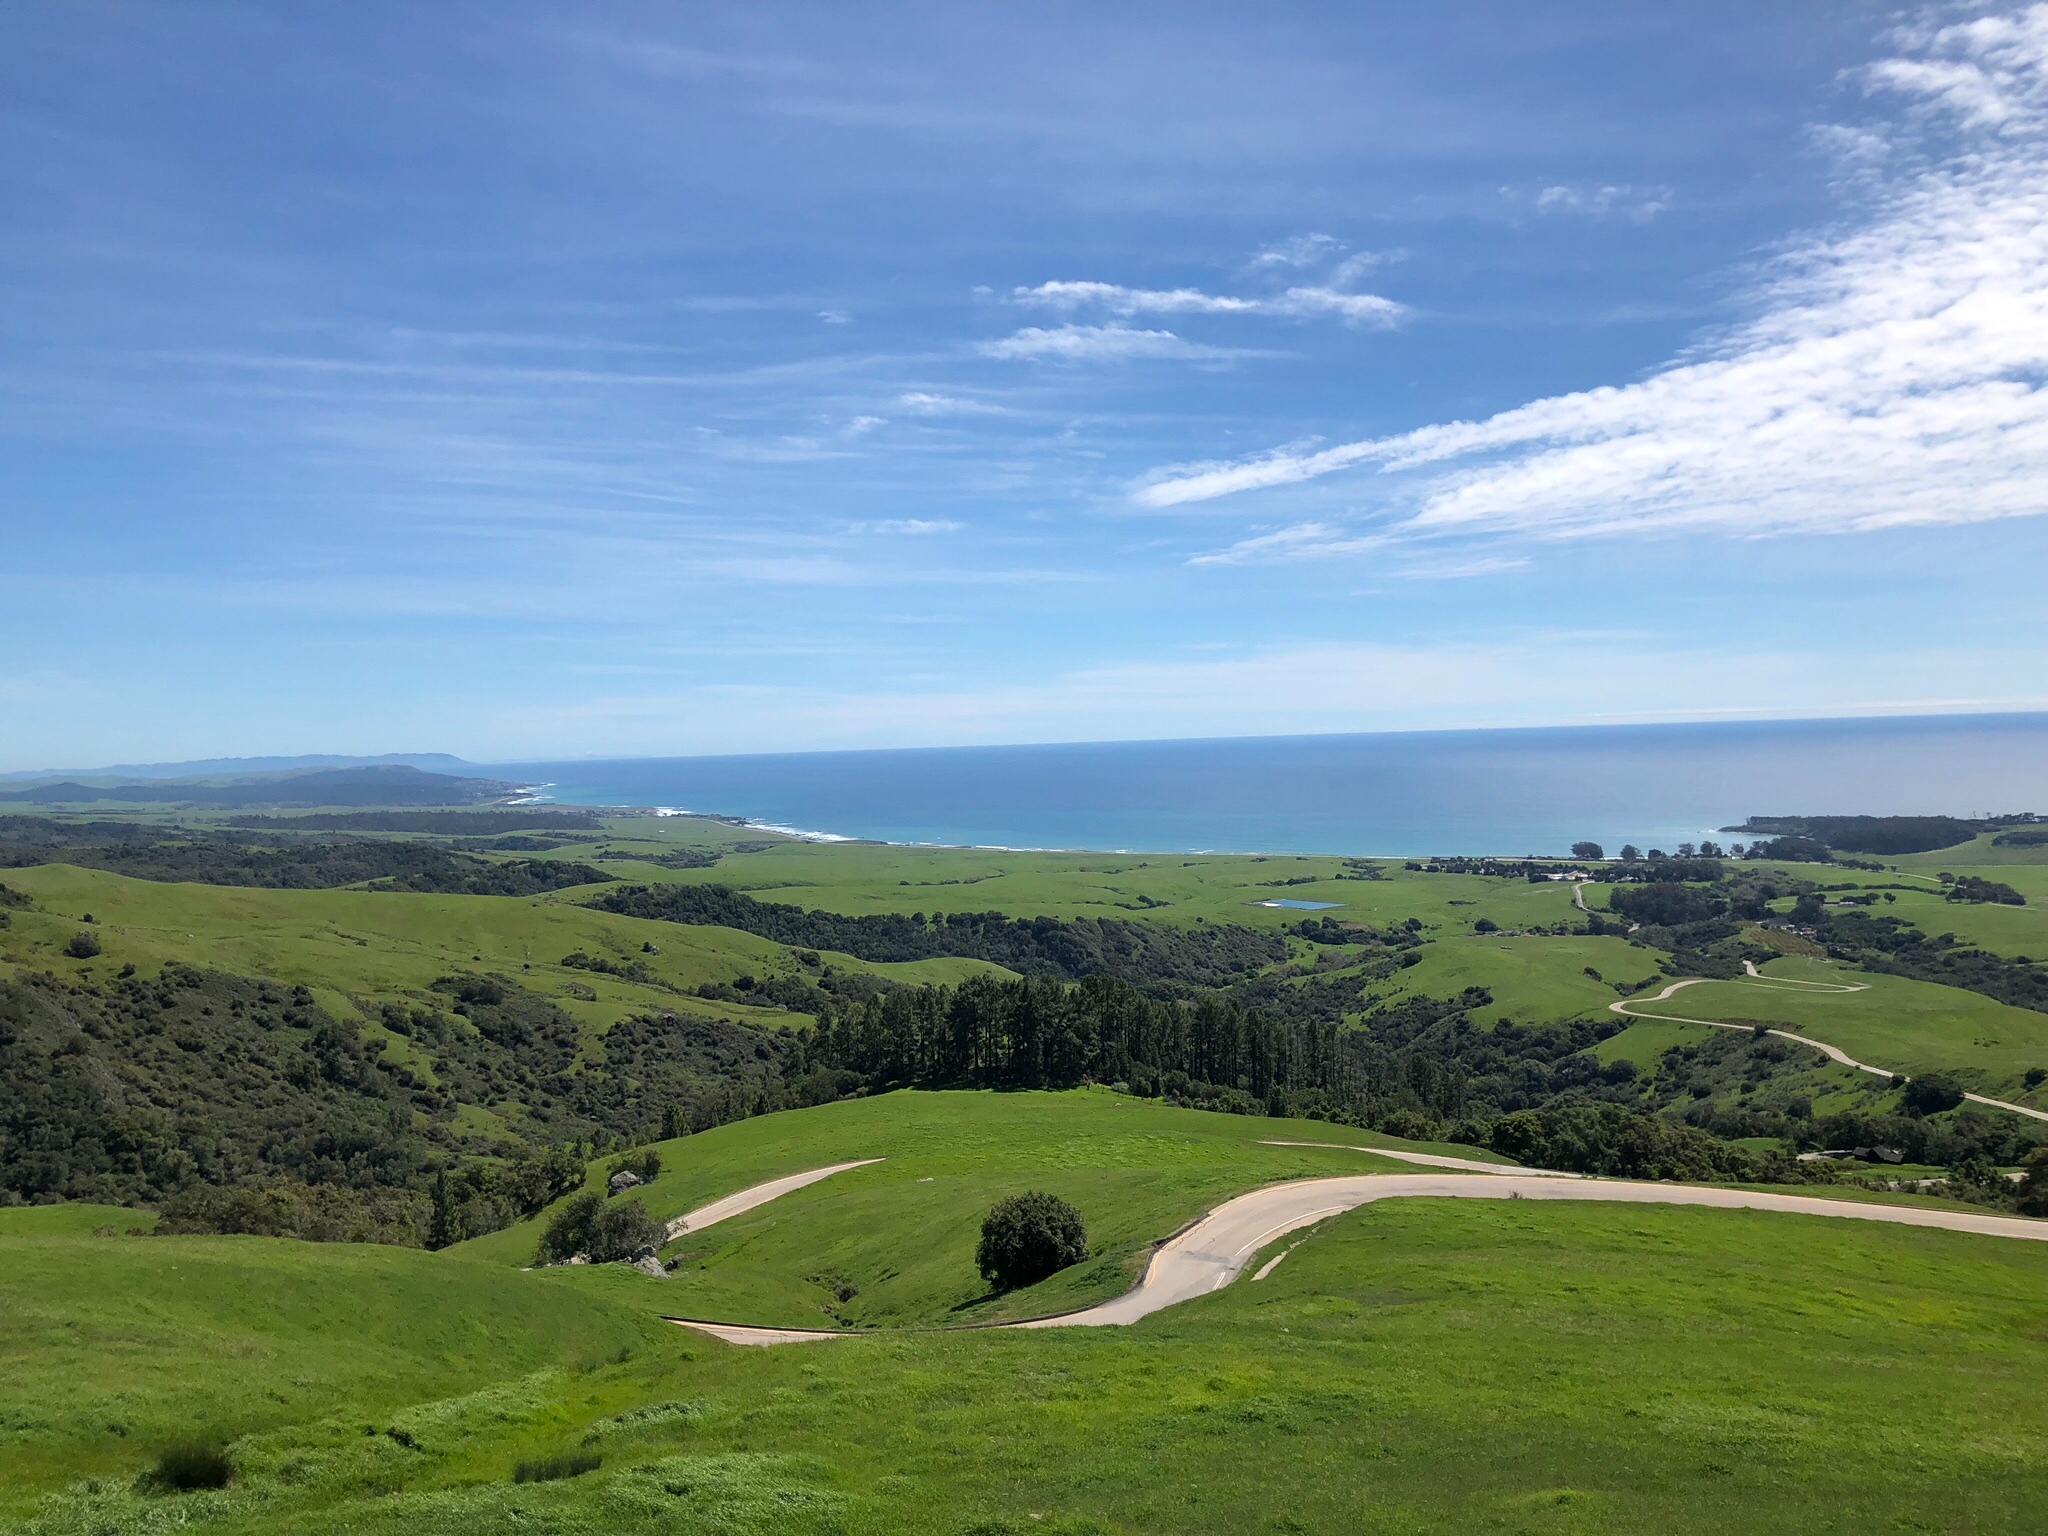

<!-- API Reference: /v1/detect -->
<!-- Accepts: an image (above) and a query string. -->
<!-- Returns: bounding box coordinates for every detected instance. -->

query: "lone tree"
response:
[977,1191,1088,1290]
[1901,1074,1965,1116]
[1571,841,1604,861]
[534,1192,666,1265]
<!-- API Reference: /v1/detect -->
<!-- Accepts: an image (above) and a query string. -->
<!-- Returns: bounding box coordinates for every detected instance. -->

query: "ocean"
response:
[486,712,2048,858]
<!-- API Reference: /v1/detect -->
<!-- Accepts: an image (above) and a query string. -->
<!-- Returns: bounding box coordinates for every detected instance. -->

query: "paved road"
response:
[1256,1139,1585,1177]
[1611,970,2048,1123]
[663,1159,883,1241]
[669,1171,2048,1346]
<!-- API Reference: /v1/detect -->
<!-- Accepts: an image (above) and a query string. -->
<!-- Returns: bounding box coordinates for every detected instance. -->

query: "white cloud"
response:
[1252,233,1342,267]
[862,518,963,534]
[818,309,853,324]
[1188,521,1390,566]
[1014,279,1403,327]
[895,390,1008,415]
[979,324,1235,361]
[1532,183,1671,220]
[1394,555,1531,580]
[1140,7,2048,539]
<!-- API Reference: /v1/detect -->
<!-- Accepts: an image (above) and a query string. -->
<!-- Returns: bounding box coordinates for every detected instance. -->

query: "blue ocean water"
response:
[486,713,2048,858]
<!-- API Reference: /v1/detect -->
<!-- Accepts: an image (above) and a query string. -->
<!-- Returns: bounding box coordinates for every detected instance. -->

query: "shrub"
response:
[66,930,102,959]
[977,1191,1087,1290]
[1901,1075,1966,1116]
[535,1192,604,1264]
[152,1443,232,1491]
[606,1147,662,1187]
[534,1192,665,1265]
[513,1451,601,1484]
[2018,1149,2048,1218]
[588,1197,665,1262]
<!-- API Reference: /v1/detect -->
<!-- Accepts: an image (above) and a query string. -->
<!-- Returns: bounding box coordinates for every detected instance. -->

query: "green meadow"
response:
[1603,955,2048,1098]
[454,1088,1505,1327]
[569,821,1592,935]
[7,1142,2048,1533]
[0,862,1008,1037]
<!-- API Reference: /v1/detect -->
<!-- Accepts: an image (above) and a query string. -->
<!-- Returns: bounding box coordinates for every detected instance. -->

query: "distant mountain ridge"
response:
[0,765,520,810]
[0,752,471,783]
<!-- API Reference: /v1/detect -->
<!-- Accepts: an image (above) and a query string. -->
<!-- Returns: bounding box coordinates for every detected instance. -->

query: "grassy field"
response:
[8,1192,2048,1534]
[0,1204,159,1237]
[1600,955,2048,1100]
[569,821,1593,935]
[454,1088,1512,1327]
[0,1233,674,1509]
[0,863,1011,1038]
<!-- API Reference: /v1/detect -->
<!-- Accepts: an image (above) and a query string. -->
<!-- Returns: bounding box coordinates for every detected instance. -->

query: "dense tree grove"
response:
[0,821,613,894]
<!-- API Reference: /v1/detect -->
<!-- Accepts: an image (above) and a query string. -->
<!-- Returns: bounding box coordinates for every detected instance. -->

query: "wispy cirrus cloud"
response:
[1250,233,1342,268]
[1187,521,1389,565]
[895,390,1008,415]
[1014,278,1403,327]
[1528,183,1672,220]
[1138,6,2048,542]
[979,323,1249,362]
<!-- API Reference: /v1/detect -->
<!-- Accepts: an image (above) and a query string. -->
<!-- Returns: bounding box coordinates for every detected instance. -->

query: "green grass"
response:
[0,1235,673,1508]
[0,864,1011,1036]
[1375,932,1656,1027]
[11,1197,2048,1534]
[1608,955,2048,1098]
[565,825,1593,935]
[455,1088,1512,1327]
[0,1204,158,1237]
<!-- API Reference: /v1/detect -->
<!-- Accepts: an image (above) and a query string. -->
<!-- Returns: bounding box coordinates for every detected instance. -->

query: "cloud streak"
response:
[1015,278,1403,326]
[1137,7,2048,543]
[979,323,1249,361]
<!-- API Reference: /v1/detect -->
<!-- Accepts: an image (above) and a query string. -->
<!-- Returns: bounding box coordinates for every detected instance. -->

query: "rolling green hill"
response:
[455,1088,1499,1326]
[5,1093,2047,1533]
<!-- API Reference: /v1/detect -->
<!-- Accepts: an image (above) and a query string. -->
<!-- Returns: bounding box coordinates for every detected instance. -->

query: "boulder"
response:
[607,1169,643,1196]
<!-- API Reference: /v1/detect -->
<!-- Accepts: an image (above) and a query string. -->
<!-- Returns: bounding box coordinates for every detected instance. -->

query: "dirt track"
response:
[669,1169,2048,1346]
[1612,969,2048,1123]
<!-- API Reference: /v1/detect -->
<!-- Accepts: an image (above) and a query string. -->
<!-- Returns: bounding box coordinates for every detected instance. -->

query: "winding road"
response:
[1610,966,2048,1122]
[663,1160,2048,1348]
[664,1159,883,1241]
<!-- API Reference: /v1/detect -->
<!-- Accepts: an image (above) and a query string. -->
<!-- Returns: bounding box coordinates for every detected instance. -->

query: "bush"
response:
[2018,1149,2048,1218]
[588,1197,664,1261]
[152,1443,232,1491]
[1901,1075,1966,1116]
[536,1192,604,1264]
[534,1192,665,1265]
[66,930,102,959]
[513,1451,601,1484]
[606,1147,662,1188]
[977,1191,1087,1290]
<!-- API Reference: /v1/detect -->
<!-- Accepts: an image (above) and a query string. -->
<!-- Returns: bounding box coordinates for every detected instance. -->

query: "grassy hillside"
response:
[0,1232,672,1509]
[0,862,991,1035]
[456,1088,1505,1326]
[572,824,1592,935]
[8,1194,2048,1533]
[1608,955,2048,1099]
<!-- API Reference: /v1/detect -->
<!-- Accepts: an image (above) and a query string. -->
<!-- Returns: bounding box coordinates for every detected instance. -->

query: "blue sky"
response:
[6,1,2047,770]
